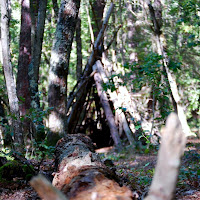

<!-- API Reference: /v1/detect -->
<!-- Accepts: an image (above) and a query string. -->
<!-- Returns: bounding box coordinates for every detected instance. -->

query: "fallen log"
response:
[31,113,186,200]
[52,134,133,199]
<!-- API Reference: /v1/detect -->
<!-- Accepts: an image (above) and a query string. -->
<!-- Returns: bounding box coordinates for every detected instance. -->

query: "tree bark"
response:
[147,0,193,136]
[47,0,80,145]
[29,0,47,109]
[17,0,32,116]
[90,0,105,39]
[1,0,24,150]
[75,16,82,80]
[93,61,122,148]
[52,134,132,199]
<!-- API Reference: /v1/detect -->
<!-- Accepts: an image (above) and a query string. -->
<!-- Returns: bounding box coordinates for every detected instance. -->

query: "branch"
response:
[30,174,68,200]
[144,113,186,200]
[105,25,122,51]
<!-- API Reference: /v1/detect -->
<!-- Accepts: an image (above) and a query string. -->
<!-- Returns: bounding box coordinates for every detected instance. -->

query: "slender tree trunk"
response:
[47,0,80,145]
[30,0,39,56]
[90,0,105,39]
[17,0,32,116]
[52,0,59,21]
[29,0,47,109]
[75,15,82,80]
[1,0,24,150]
[147,0,193,136]
[118,0,125,65]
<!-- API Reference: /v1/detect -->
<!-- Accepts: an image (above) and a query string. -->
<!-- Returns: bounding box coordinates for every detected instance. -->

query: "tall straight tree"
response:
[147,0,192,136]
[29,0,47,109]
[17,0,32,117]
[47,0,80,145]
[1,0,24,150]
[75,15,82,80]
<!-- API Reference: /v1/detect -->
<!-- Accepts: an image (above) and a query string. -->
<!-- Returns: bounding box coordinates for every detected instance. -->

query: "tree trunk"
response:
[17,0,32,116]
[93,61,122,148]
[47,0,80,145]
[75,16,82,80]
[29,0,47,109]
[52,134,132,199]
[90,0,105,39]
[147,0,193,136]
[1,0,24,150]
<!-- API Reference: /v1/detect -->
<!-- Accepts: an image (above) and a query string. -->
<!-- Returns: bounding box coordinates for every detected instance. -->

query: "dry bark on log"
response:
[51,134,133,200]
[144,113,186,200]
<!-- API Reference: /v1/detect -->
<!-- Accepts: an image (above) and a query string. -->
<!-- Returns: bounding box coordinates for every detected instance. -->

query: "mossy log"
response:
[52,134,133,200]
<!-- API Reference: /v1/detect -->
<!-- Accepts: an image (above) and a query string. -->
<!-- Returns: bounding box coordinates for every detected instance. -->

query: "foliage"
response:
[0,160,34,182]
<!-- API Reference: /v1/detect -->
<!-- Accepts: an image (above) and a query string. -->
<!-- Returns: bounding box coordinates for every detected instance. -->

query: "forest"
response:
[0,0,200,199]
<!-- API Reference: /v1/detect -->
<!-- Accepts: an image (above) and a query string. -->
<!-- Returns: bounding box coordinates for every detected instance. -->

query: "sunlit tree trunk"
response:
[1,0,24,150]
[47,0,80,145]
[147,0,193,136]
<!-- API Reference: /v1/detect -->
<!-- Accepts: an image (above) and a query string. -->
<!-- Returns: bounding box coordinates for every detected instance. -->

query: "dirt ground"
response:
[0,138,199,200]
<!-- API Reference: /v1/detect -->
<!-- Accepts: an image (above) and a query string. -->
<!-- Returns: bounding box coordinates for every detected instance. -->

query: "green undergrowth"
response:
[100,139,200,193]
[0,160,34,182]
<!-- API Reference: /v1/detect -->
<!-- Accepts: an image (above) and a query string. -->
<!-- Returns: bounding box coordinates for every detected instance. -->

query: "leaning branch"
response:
[93,61,122,148]
[30,174,68,200]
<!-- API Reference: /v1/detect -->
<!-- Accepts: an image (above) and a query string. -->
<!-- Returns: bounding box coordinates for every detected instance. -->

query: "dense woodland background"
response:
[0,0,200,199]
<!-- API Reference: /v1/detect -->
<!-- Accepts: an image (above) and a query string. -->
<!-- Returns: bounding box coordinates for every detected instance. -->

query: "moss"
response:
[0,160,35,182]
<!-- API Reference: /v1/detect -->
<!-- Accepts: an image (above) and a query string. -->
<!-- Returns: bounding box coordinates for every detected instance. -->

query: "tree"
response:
[29,0,47,109]
[1,0,24,150]
[75,15,82,80]
[147,0,193,136]
[17,0,32,116]
[47,0,81,145]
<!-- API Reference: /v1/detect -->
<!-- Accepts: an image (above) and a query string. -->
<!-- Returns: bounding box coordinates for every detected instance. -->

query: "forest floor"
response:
[0,137,199,200]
